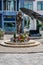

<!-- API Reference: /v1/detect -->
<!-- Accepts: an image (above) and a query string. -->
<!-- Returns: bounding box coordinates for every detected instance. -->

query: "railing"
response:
[3,11,17,15]
[4,27,16,33]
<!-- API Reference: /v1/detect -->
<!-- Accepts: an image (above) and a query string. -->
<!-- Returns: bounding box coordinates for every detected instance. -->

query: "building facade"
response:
[24,0,43,29]
[0,0,43,33]
[0,0,24,33]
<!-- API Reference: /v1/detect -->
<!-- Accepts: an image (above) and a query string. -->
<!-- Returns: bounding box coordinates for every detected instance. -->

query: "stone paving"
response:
[0,53,43,65]
[0,31,43,65]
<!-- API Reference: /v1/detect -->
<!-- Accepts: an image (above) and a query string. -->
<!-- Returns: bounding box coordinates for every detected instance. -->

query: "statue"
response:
[16,11,23,34]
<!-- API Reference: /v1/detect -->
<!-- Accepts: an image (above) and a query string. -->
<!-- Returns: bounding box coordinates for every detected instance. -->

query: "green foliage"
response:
[28,20,30,28]
[38,24,42,27]
[37,20,42,28]
[14,32,16,38]
[24,18,30,28]
[5,23,14,27]
[0,30,4,39]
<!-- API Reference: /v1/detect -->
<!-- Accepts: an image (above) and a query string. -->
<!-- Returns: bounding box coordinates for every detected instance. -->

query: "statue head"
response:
[18,11,22,16]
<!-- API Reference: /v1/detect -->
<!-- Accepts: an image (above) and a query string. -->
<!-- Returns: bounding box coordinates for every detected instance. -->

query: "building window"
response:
[17,0,19,11]
[3,0,16,11]
[4,22,16,27]
[0,14,2,28]
[4,15,16,21]
[0,1,2,10]
[24,1,33,10]
[37,1,43,10]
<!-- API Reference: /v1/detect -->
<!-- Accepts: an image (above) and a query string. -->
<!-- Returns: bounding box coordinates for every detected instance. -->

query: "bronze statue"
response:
[16,11,23,34]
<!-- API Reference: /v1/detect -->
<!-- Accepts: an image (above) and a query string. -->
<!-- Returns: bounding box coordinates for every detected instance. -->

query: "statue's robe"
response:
[16,15,23,34]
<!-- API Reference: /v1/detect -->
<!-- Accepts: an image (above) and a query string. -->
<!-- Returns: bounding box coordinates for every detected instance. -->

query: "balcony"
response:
[3,11,17,15]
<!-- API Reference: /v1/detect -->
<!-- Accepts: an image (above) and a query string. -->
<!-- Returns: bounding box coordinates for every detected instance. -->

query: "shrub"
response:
[0,29,4,39]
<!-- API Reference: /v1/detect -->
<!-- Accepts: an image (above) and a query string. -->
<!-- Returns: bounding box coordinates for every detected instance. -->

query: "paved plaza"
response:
[0,31,43,65]
[0,53,43,65]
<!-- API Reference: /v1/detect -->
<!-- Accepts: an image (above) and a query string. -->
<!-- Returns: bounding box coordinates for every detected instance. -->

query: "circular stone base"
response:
[0,40,40,48]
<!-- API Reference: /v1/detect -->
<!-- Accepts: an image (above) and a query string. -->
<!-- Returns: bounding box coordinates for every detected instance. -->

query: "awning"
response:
[20,8,43,22]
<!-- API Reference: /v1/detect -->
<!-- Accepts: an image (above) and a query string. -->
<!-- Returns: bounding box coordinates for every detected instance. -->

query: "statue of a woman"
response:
[16,11,23,34]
